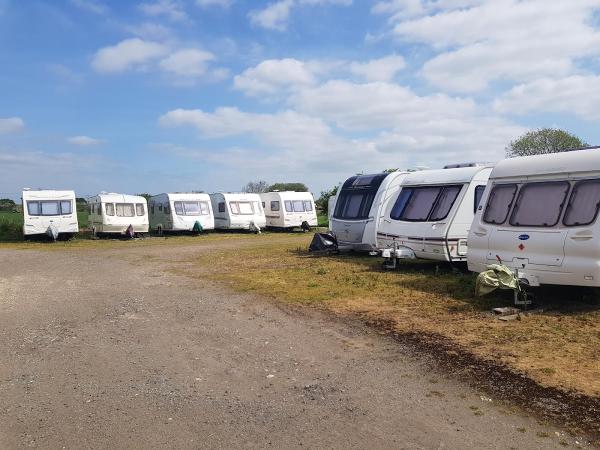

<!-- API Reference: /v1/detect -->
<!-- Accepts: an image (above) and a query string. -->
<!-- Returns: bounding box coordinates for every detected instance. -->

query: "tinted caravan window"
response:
[395,187,440,221]
[334,173,387,220]
[474,185,486,213]
[510,182,569,227]
[564,180,600,226]
[303,200,313,211]
[271,201,280,211]
[483,184,517,225]
[429,185,462,221]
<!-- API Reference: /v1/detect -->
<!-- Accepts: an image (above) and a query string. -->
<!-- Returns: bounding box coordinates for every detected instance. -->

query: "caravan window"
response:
[174,201,210,216]
[292,200,305,212]
[483,184,517,225]
[510,182,569,227]
[136,203,145,216]
[271,201,280,211]
[26,201,40,216]
[303,201,313,211]
[238,202,253,215]
[150,203,155,214]
[474,185,486,213]
[285,201,293,212]
[40,201,60,216]
[116,203,135,217]
[218,202,225,213]
[230,201,254,215]
[105,203,115,216]
[60,201,72,215]
[164,203,170,214]
[429,186,462,221]
[334,192,375,220]
[394,187,440,221]
[563,180,600,226]
[253,201,262,213]
[27,201,66,216]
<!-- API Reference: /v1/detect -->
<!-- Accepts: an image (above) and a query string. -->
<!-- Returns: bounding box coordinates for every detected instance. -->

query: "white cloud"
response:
[70,0,108,15]
[249,0,352,31]
[494,75,600,122]
[249,0,294,31]
[159,75,524,182]
[234,58,316,95]
[196,0,232,7]
[91,38,169,73]
[159,49,215,77]
[349,54,405,82]
[0,117,25,134]
[139,0,188,22]
[67,135,104,146]
[384,0,600,92]
[125,22,172,40]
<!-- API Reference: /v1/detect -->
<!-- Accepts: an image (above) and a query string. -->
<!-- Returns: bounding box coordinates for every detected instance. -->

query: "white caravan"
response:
[22,189,78,239]
[260,191,318,229]
[88,193,149,236]
[209,193,266,231]
[468,148,600,288]
[377,165,492,262]
[330,172,408,251]
[149,193,214,234]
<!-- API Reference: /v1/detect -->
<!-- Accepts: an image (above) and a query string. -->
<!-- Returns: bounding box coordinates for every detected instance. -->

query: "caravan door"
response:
[485,182,569,267]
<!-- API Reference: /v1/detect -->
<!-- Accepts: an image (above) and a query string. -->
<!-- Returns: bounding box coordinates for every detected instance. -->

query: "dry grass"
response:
[189,233,600,397]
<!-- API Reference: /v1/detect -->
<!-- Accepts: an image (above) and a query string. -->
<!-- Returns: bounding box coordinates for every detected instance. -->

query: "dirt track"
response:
[0,241,589,448]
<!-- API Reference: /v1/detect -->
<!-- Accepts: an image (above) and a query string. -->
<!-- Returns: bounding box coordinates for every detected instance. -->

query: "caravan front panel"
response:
[377,166,492,262]
[260,192,318,229]
[468,148,600,287]
[331,172,407,251]
[22,190,79,238]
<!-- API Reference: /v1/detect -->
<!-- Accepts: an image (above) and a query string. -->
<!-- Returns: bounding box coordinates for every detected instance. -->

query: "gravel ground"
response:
[0,242,590,449]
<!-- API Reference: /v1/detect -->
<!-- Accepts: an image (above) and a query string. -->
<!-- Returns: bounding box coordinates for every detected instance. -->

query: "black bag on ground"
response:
[308,232,338,253]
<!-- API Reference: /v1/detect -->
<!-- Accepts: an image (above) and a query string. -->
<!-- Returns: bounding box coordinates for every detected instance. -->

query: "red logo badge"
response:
[518,243,525,251]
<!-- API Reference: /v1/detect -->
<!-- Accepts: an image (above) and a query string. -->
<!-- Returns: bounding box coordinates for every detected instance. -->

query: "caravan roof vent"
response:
[443,162,486,169]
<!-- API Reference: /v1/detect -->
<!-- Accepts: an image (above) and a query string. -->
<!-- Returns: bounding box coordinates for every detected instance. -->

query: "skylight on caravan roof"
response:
[352,175,377,186]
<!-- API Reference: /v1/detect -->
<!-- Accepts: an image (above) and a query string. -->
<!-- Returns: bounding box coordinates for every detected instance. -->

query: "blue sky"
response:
[1,0,599,200]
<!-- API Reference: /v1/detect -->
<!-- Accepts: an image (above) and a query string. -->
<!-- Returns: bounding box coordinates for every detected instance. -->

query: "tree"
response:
[0,198,16,212]
[268,182,309,192]
[383,168,398,173]
[75,197,88,212]
[242,180,269,193]
[315,185,339,214]
[137,193,152,202]
[506,128,588,157]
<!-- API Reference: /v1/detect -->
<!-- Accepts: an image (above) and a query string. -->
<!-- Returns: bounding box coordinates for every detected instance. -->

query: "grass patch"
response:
[317,214,329,228]
[0,211,89,242]
[188,233,600,397]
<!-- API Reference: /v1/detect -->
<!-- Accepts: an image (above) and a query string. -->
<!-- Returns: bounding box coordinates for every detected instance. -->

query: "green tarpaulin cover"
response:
[475,264,520,296]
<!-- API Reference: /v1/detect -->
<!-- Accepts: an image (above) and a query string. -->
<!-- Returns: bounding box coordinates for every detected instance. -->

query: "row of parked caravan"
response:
[330,148,600,290]
[22,191,318,239]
